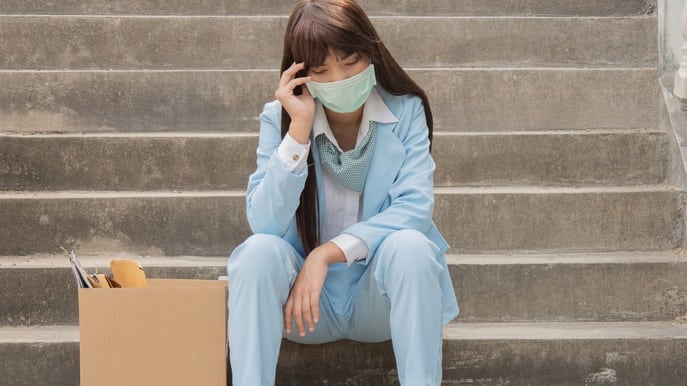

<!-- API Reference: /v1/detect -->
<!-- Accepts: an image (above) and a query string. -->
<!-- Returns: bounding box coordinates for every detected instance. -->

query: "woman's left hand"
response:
[284,242,345,336]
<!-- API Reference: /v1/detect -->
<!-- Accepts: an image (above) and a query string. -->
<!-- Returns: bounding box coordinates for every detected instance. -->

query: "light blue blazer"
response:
[245,86,459,325]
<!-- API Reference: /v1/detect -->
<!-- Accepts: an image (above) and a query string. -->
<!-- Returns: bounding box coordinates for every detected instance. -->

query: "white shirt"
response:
[277,88,399,265]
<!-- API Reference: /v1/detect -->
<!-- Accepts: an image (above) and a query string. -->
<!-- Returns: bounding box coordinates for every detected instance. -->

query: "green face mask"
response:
[306,63,377,113]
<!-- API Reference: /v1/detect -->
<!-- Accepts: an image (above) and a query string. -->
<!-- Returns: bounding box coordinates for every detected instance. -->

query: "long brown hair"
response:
[280,0,434,255]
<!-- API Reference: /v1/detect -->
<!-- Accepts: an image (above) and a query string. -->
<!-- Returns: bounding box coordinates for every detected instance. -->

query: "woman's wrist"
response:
[312,242,346,265]
[288,120,313,144]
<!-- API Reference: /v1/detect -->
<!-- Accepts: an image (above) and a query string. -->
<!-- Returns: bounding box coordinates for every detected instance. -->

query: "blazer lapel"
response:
[311,135,327,219]
[361,122,404,220]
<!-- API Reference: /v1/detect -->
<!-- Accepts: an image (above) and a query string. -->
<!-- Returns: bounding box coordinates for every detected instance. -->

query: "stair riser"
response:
[417,68,658,131]
[277,339,687,385]
[0,69,658,133]
[434,131,669,187]
[0,0,656,16]
[436,189,683,252]
[440,339,687,386]
[2,339,686,386]
[454,261,687,322]
[0,190,681,255]
[2,260,686,326]
[0,195,250,257]
[0,131,669,191]
[0,342,79,386]
[0,136,256,191]
[0,16,656,69]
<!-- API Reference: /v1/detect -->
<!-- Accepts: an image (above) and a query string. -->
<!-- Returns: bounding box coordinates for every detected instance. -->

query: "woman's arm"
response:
[245,101,309,236]
[246,62,316,236]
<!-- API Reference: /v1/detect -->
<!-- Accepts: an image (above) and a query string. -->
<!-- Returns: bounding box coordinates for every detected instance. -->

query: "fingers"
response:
[282,61,305,79]
[279,62,305,88]
[283,257,327,337]
[283,290,321,337]
[283,295,294,334]
[310,292,320,324]
[302,293,315,333]
[274,62,315,130]
[293,294,306,336]
[287,77,312,98]
[283,292,307,337]
[279,63,310,89]
[275,71,311,100]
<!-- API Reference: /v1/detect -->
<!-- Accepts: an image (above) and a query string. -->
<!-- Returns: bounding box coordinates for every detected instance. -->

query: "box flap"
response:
[147,278,228,288]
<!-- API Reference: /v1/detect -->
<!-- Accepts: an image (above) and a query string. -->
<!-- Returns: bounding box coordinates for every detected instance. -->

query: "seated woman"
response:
[226,1,459,385]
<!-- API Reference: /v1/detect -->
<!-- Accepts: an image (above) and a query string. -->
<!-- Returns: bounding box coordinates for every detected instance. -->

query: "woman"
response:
[226,1,459,384]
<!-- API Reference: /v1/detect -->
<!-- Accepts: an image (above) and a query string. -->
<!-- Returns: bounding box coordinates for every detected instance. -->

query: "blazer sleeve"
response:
[245,101,308,236]
[343,96,436,262]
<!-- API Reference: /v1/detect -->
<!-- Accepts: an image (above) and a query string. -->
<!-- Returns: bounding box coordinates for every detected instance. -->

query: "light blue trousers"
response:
[226,230,445,386]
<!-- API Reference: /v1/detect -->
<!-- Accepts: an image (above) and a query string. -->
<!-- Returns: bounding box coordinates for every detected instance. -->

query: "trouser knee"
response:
[375,229,442,278]
[227,234,299,284]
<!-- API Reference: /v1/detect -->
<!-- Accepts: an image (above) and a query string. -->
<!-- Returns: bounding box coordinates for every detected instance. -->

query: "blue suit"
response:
[227,87,459,385]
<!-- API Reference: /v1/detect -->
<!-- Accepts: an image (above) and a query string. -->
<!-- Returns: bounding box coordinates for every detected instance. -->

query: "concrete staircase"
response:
[2,0,687,384]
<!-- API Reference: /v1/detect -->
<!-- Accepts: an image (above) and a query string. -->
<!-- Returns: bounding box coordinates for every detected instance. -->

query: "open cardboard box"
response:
[78,278,228,386]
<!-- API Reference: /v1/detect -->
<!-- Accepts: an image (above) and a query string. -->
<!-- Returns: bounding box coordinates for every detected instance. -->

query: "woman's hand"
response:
[274,62,315,144]
[284,242,345,336]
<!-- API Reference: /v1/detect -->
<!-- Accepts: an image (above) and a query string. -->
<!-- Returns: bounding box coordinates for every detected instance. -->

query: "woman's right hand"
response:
[275,62,315,144]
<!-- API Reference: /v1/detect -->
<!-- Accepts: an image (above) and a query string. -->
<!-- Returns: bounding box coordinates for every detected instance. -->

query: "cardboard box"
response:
[78,278,228,386]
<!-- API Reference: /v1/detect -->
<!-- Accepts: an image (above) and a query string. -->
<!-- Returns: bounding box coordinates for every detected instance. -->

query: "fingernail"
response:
[300,332,305,337]
[314,318,319,323]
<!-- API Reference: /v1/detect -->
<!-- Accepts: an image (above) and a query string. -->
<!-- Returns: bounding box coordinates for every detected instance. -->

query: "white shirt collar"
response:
[312,87,399,153]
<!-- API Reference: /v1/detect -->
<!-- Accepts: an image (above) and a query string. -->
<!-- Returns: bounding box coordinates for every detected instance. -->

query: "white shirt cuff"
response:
[277,133,310,174]
[331,234,369,267]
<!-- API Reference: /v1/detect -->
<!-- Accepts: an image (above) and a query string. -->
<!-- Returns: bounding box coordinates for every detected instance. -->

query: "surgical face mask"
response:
[306,63,377,113]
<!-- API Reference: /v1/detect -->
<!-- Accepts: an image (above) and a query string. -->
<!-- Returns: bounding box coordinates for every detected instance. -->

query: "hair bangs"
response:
[288,21,332,70]
[286,2,372,70]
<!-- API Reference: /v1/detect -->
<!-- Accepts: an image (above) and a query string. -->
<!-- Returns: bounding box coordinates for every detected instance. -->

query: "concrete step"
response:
[0,326,79,386]
[0,133,256,191]
[0,16,656,70]
[0,68,657,133]
[434,185,683,252]
[434,130,668,187]
[2,251,687,327]
[0,0,656,17]
[0,186,681,255]
[0,129,669,191]
[0,190,250,257]
[451,251,687,323]
[2,321,686,385]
